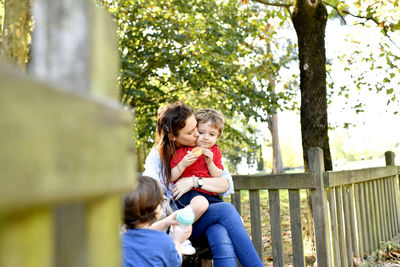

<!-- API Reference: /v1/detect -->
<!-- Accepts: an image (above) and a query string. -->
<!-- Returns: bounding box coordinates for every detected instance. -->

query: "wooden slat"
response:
[391,177,400,235]
[86,196,122,267]
[324,166,398,187]
[249,190,263,259]
[343,185,353,264]
[335,186,348,267]
[0,68,135,212]
[231,190,242,215]
[395,177,400,234]
[269,189,283,267]
[382,178,390,240]
[354,184,364,257]
[368,182,377,250]
[359,183,369,254]
[328,189,341,267]
[378,179,388,242]
[348,185,358,258]
[55,204,87,267]
[385,178,394,238]
[371,181,381,248]
[376,180,384,248]
[389,177,397,237]
[0,208,53,267]
[288,189,305,267]
[232,173,315,190]
[363,183,373,253]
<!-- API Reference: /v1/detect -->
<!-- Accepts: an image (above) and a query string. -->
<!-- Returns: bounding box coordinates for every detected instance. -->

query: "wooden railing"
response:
[0,2,135,267]
[231,148,400,267]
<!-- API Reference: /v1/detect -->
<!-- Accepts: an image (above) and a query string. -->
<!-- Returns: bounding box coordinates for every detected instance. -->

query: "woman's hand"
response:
[173,177,194,200]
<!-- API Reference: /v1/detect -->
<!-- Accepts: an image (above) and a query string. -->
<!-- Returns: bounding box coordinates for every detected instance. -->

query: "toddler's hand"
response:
[203,148,213,164]
[164,211,179,227]
[171,225,192,244]
[181,152,197,168]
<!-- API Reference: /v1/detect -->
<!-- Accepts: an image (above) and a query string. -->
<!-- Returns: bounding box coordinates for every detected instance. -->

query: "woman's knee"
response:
[211,202,239,217]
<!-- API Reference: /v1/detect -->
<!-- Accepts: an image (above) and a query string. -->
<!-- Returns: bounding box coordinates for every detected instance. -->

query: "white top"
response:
[143,148,234,198]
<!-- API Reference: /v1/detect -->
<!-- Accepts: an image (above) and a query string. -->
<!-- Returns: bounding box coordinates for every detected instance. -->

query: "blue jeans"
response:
[190,202,263,267]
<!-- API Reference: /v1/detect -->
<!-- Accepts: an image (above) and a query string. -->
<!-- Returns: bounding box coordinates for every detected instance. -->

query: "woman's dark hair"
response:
[124,176,163,229]
[155,101,194,187]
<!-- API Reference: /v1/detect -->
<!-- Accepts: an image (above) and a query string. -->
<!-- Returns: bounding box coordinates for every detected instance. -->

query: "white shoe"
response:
[181,239,196,255]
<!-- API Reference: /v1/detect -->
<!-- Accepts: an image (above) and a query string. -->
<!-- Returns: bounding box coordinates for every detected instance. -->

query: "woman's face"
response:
[174,115,199,147]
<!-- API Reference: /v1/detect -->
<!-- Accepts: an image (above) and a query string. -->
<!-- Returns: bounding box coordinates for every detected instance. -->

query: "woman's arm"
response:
[143,148,174,197]
[220,166,234,196]
[173,176,229,200]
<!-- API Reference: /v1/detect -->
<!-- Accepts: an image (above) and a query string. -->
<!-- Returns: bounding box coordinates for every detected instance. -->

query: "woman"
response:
[143,101,263,267]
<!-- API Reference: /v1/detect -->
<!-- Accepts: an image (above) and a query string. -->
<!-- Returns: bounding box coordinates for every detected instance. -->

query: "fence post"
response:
[385,151,400,235]
[385,151,395,166]
[308,147,332,267]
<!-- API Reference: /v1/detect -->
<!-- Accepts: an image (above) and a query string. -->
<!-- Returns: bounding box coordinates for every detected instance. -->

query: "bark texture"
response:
[0,0,31,69]
[291,0,332,172]
[267,113,283,174]
[291,0,332,253]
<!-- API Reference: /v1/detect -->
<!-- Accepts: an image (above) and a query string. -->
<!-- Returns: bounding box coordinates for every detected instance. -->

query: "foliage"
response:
[324,0,400,115]
[99,0,298,165]
[0,1,4,43]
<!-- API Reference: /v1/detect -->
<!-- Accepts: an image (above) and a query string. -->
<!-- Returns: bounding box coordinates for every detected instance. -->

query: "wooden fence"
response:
[0,1,135,267]
[231,148,400,267]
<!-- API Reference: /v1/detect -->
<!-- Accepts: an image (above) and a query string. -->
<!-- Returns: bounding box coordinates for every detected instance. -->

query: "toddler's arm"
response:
[150,211,178,231]
[203,149,223,177]
[171,224,192,261]
[171,152,198,181]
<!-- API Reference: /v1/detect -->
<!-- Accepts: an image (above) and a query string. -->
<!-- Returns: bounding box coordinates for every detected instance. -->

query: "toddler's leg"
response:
[190,195,209,221]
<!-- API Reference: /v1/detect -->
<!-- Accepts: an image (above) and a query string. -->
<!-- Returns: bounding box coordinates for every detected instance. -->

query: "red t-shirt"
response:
[170,145,223,195]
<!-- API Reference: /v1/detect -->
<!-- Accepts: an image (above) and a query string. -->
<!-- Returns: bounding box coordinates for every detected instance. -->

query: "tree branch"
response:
[250,0,293,15]
[251,0,292,8]
[323,1,398,48]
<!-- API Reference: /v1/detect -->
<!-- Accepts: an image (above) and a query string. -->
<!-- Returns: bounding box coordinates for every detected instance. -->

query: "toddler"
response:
[122,176,192,266]
[170,108,226,253]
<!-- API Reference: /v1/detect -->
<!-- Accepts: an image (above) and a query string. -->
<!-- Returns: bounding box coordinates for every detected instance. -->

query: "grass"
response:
[224,189,314,266]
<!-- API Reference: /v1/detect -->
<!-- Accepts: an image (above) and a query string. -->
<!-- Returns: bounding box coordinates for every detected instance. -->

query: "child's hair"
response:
[195,108,225,137]
[124,176,163,229]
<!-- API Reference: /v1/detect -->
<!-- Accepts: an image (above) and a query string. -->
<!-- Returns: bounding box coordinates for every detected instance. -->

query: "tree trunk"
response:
[0,0,31,69]
[265,40,283,174]
[267,113,283,174]
[291,0,332,254]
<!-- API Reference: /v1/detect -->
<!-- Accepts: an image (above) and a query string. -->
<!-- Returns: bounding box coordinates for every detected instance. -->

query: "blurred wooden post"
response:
[308,147,332,267]
[0,1,134,267]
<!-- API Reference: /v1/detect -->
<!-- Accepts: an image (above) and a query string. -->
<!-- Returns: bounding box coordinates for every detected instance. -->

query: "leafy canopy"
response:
[101,0,297,163]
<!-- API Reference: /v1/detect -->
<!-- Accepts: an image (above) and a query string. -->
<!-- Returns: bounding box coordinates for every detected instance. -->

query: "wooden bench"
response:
[182,246,212,267]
